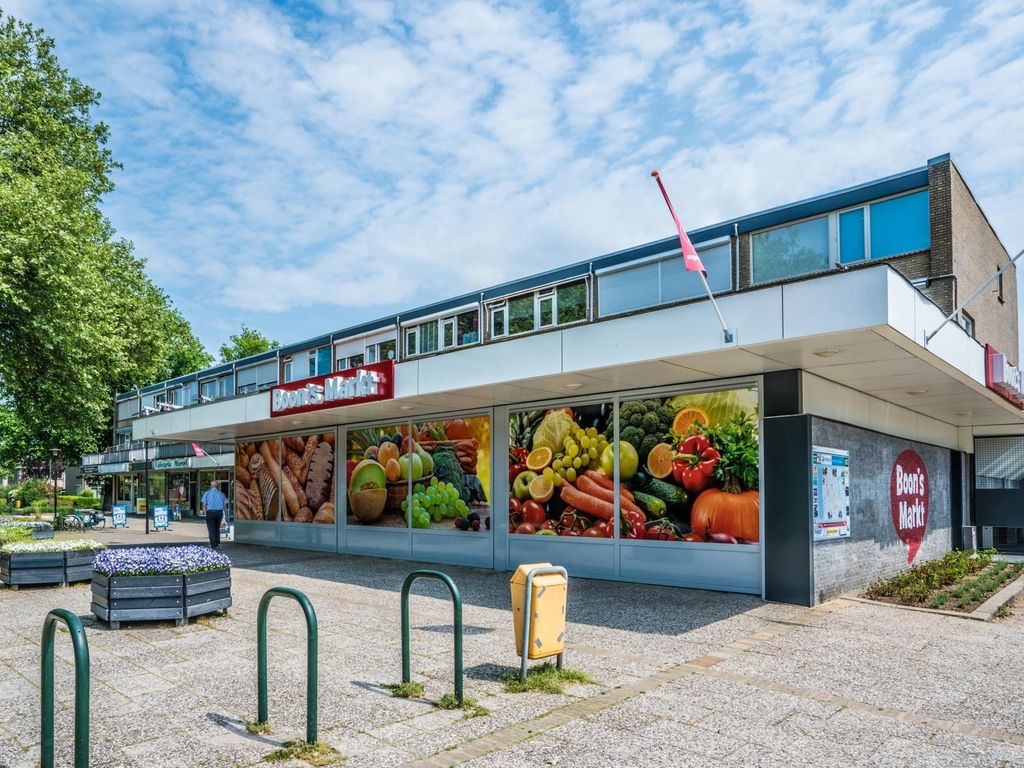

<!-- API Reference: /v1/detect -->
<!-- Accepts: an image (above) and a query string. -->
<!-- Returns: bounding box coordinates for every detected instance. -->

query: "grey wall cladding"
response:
[811,418,952,602]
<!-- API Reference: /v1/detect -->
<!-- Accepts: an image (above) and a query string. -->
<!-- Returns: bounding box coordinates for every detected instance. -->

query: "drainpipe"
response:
[733,223,739,290]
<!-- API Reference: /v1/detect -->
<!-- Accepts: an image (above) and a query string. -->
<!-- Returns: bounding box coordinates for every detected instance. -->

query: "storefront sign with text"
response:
[270,360,394,417]
[985,344,1024,408]
[890,450,929,562]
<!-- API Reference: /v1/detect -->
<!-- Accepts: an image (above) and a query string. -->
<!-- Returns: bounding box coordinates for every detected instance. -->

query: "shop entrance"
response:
[973,436,1024,553]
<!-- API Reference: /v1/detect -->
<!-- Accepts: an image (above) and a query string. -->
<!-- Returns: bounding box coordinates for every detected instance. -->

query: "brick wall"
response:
[948,161,1019,362]
[810,417,952,602]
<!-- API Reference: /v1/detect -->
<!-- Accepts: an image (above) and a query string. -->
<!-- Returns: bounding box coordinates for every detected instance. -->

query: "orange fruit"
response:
[672,407,709,434]
[646,443,675,479]
[526,446,553,471]
[528,474,554,503]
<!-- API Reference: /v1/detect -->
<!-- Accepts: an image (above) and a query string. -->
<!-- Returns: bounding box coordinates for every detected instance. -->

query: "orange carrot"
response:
[558,482,614,520]
[576,475,643,514]
[582,470,635,502]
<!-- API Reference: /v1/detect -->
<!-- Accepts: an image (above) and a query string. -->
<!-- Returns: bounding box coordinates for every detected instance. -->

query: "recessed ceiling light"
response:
[399,405,414,411]
[813,349,840,358]
[290,420,303,425]
[906,389,927,396]
[564,383,583,390]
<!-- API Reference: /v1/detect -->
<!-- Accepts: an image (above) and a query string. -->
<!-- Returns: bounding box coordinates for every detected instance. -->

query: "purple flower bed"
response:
[93,545,230,577]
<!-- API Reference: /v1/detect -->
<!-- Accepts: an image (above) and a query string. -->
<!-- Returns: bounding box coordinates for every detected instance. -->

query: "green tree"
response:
[0,12,210,462]
[219,325,280,363]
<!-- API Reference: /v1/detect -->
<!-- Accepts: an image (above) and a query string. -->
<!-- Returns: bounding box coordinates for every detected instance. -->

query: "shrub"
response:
[7,479,50,506]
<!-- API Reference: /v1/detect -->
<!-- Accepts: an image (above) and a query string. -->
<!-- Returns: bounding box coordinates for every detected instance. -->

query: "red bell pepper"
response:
[672,434,721,494]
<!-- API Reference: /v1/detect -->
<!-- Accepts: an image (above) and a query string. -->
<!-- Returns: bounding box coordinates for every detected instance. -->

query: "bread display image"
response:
[235,434,336,523]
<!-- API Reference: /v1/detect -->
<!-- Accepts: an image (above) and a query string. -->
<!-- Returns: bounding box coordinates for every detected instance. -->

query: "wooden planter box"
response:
[91,568,231,629]
[1,551,64,588]
[31,527,54,540]
[64,550,102,583]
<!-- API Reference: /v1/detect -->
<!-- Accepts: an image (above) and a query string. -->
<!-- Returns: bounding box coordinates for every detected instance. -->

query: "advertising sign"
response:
[890,449,929,562]
[111,505,128,528]
[984,344,1024,408]
[235,434,336,524]
[270,360,394,417]
[153,505,170,531]
[153,458,190,470]
[812,447,850,542]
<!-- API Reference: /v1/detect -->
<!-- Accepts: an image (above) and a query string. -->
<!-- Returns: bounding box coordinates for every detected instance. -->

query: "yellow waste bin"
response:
[510,563,567,660]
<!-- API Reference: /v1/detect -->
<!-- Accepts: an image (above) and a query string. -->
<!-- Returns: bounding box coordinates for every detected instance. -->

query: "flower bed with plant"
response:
[864,549,1023,613]
[92,546,232,627]
[93,545,230,576]
[0,519,54,539]
[1,537,106,587]
[1,538,104,554]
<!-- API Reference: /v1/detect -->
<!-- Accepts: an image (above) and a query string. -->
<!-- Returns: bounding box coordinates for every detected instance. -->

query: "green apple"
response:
[399,453,424,481]
[513,470,538,501]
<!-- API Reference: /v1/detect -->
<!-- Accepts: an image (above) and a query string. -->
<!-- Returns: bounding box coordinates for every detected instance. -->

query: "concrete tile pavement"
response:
[0,539,1022,767]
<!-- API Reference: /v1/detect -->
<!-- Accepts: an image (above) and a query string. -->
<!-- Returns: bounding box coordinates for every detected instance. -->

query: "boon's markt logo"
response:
[889,450,929,563]
[270,361,394,416]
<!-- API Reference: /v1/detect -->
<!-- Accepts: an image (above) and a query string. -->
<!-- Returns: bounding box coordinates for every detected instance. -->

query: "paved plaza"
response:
[1,523,1023,767]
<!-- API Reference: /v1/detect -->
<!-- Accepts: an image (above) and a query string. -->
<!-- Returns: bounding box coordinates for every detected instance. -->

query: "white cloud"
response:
[7,0,1024,351]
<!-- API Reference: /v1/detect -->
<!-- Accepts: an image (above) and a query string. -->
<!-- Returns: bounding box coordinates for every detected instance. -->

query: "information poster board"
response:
[111,505,128,528]
[812,446,850,542]
[153,505,170,531]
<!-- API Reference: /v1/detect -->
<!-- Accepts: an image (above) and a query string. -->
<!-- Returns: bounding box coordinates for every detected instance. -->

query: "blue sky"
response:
[7,0,1024,355]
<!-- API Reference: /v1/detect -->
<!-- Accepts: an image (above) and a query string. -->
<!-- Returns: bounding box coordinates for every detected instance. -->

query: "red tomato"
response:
[582,526,604,538]
[509,498,522,516]
[559,529,581,536]
[445,419,472,439]
[522,501,547,527]
[515,523,537,535]
[683,533,705,543]
[541,519,558,531]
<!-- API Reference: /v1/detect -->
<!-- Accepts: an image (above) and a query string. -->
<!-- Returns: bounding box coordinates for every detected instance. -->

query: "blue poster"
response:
[112,505,128,528]
[812,446,851,542]
[153,505,170,531]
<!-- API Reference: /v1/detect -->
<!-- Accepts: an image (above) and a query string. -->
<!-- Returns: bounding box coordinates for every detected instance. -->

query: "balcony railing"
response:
[81,441,234,467]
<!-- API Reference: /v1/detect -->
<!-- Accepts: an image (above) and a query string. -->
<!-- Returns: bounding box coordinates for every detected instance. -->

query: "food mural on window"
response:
[346,424,409,527]
[410,417,491,531]
[235,434,336,524]
[508,387,759,543]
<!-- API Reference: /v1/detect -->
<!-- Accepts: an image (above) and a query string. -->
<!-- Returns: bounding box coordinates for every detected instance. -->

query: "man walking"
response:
[200,480,229,550]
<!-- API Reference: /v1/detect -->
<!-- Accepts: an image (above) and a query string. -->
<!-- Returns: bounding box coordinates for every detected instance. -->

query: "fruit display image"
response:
[508,388,760,543]
[345,417,491,531]
[235,433,336,524]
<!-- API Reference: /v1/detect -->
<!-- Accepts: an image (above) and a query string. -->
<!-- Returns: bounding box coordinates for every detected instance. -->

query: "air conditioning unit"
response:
[961,525,977,551]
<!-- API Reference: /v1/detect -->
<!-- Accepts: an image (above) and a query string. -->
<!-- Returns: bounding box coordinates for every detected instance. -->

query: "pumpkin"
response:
[690,488,759,543]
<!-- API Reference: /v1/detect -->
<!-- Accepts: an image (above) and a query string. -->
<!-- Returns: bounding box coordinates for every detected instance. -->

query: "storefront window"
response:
[346,424,408,527]
[617,386,759,544]
[234,439,283,521]
[276,433,336,523]
[167,473,191,518]
[508,402,614,537]
[411,417,491,531]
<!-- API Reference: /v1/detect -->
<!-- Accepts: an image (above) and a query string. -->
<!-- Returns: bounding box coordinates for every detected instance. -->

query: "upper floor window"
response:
[490,279,588,338]
[366,339,396,364]
[237,361,278,394]
[404,309,479,358]
[285,346,331,382]
[597,242,731,318]
[753,189,930,283]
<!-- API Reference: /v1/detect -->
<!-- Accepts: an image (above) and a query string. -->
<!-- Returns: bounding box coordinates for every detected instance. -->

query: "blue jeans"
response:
[206,510,224,549]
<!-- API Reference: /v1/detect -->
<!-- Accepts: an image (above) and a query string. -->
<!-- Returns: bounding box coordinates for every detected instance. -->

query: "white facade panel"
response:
[782,268,888,337]
[417,333,563,395]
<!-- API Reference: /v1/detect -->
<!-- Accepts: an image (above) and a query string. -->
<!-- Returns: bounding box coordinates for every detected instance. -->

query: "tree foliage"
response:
[0,13,211,463]
[219,324,279,363]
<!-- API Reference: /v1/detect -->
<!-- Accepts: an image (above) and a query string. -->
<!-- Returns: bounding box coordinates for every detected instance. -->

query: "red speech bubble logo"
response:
[890,450,929,563]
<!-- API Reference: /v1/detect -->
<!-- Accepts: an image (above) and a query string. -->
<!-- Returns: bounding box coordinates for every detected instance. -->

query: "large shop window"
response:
[344,417,492,532]
[508,386,760,543]
[598,242,731,317]
[490,279,589,338]
[234,434,337,524]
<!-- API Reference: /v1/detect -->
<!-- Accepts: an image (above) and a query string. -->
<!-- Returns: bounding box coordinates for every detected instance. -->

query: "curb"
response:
[971,571,1024,620]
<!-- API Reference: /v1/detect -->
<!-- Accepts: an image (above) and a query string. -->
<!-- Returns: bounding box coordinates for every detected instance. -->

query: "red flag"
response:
[651,170,705,274]
[192,443,206,457]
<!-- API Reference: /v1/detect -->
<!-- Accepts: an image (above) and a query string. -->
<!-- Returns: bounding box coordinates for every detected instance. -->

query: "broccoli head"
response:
[642,411,661,431]
[620,426,645,450]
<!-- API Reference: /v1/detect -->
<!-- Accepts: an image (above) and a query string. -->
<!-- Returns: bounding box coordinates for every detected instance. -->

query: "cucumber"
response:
[633,491,667,518]
[632,472,690,509]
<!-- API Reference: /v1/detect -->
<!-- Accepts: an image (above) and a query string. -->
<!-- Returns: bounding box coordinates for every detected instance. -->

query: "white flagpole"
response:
[698,271,733,343]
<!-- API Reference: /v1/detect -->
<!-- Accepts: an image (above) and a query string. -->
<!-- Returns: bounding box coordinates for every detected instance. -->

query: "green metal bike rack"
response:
[41,608,90,768]
[256,587,319,743]
[401,569,464,706]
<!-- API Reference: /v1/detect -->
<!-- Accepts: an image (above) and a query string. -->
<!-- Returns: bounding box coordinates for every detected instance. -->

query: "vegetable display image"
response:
[623,388,759,543]
[507,388,759,544]
[508,403,616,537]
[235,439,282,521]
[410,417,491,531]
[345,417,491,531]
[235,435,336,524]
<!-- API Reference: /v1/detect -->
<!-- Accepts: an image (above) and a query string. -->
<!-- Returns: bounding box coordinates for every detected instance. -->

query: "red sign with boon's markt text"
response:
[270,360,394,417]
[890,450,929,563]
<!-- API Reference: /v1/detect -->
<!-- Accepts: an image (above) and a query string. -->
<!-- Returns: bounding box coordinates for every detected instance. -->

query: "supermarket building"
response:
[85,154,1024,606]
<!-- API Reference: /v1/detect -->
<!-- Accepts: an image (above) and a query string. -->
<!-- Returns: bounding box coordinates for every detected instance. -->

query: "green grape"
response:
[553,458,562,470]
[566,467,577,482]
[567,443,579,458]
[572,456,582,469]
[588,447,598,459]
[543,467,554,480]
